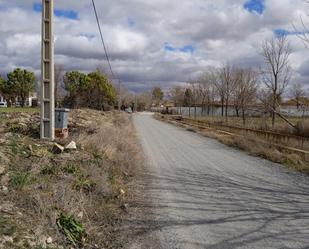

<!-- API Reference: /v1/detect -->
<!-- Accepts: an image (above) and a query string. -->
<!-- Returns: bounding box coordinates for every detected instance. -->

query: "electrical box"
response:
[55,108,70,129]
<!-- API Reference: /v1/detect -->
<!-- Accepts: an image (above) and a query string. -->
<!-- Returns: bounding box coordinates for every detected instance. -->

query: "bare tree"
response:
[234,68,258,125]
[54,64,64,107]
[291,82,306,109]
[187,81,200,118]
[260,36,291,127]
[214,64,237,122]
[293,1,309,48]
[212,68,225,117]
[170,86,185,114]
[197,72,215,116]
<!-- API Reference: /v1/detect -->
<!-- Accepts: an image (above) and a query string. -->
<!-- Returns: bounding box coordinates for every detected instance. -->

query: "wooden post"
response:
[41,0,55,140]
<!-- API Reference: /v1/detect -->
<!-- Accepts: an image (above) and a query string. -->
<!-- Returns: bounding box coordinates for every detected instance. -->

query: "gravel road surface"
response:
[129,113,309,249]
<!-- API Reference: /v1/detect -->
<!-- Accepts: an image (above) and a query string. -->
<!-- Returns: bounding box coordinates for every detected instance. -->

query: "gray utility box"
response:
[55,108,70,129]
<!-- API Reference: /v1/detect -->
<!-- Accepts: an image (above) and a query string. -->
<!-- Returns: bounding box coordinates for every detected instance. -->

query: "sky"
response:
[0,0,309,93]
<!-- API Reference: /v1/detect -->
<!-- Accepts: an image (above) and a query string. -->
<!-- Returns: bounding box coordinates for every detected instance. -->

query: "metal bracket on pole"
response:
[41,0,55,140]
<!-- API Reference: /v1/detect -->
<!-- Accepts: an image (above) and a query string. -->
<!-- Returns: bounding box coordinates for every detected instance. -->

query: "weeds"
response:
[9,172,34,190]
[73,175,96,192]
[9,140,19,155]
[62,163,79,175]
[56,213,86,246]
[41,165,57,176]
[0,217,16,236]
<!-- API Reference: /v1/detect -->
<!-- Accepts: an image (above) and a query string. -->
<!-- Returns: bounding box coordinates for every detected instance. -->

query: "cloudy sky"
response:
[0,0,309,92]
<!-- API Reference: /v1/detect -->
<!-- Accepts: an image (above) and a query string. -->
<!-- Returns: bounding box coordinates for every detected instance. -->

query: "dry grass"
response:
[0,109,142,249]
[196,116,309,136]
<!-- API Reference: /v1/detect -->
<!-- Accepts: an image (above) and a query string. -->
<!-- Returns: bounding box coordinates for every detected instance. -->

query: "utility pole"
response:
[41,0,55,140]
[118,79,121,112]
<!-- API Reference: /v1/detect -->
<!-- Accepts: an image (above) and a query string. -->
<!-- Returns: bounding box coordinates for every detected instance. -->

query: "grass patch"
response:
[62,163,79,175]
[0,217,17,236]
[9,140,19,155]
[0,107,39,113]
[73,175,96,192]
[56,213,86,246]
[9,172,34,190]
[41,165,57,176]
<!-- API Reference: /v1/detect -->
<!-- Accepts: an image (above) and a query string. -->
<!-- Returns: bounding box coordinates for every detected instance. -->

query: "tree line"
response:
[158,36,308,127]
[0,67,117,110]
[0,68,36,107]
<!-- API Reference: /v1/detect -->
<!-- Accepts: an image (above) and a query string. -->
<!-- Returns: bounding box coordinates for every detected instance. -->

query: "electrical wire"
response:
[91,0,116,79]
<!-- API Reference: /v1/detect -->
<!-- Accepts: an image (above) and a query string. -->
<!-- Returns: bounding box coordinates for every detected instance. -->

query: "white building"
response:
[0,93,37,107]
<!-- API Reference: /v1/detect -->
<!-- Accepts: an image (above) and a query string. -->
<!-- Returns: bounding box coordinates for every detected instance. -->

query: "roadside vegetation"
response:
[0,109,143,249]
[157,114,309,174]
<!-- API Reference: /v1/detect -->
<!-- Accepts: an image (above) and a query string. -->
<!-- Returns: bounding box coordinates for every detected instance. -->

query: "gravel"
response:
[130,112,309,249]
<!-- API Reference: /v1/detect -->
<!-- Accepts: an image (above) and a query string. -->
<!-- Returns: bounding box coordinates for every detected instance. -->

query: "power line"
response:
[91,0,116,79]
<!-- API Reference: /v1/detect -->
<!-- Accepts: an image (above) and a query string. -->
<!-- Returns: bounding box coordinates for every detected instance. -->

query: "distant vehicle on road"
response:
[125,107,133,113]
[0,101,7,108]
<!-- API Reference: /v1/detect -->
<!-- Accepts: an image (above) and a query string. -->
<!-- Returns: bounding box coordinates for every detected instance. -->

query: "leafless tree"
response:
[293,1,309,48]
[213,64,237,122]
[234,68,258,125]
[290,82,306,109]
[170,86,185,114]
[54,64,64,107]
[212,68,225,117]
[260,36,291,127]
[197,72,216,116]
[187,81,200,118]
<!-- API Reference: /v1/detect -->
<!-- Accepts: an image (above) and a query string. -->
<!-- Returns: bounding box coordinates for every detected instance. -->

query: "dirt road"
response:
[130,113,309,249]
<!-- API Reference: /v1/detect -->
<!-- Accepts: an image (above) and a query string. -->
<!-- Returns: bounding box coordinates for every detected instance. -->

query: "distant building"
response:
[0,92,37,107]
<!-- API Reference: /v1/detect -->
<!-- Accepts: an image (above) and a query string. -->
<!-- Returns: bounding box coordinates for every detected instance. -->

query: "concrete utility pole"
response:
[41,0,55,140]
[118,79,121,112]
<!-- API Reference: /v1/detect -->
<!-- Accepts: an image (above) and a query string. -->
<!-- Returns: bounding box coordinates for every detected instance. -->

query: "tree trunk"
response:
[235,106,239,117]
[21,96,25,108]
[221,98,224,117]
[225,96,229,123]
[242,108,246,126]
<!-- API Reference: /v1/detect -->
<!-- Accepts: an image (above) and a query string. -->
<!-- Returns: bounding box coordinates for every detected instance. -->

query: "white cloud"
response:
[0,0,309,92]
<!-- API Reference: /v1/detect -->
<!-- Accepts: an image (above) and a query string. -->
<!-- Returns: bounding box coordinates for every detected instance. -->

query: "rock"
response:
[46,237,53,244]
[1,186,8,195]
[3,236,13,243]
[0,174,9,186]
[65,141,77,151]
[120,203,129,211]
[52,143,64,154]
[77,211,83,219]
